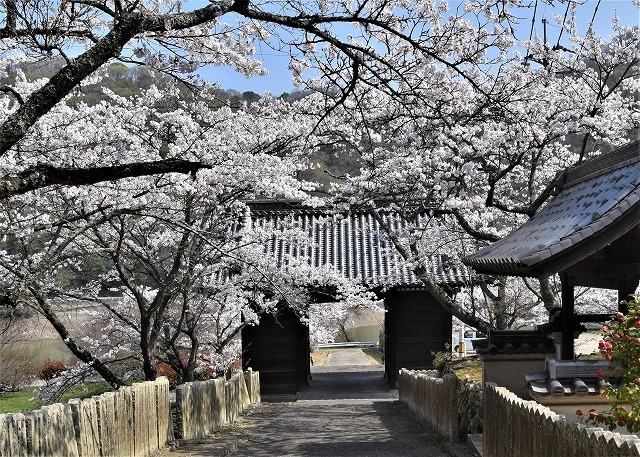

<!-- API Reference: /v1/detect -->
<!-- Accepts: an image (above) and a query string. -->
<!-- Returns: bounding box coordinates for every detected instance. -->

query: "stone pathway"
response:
[156,348,474,457]
[325,347,372,366]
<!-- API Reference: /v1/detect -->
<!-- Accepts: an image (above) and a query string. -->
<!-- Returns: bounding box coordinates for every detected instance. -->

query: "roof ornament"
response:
[551,169,568,196]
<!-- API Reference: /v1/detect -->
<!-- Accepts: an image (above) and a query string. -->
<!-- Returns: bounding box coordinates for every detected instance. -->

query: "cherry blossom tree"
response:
[305,7,639,331]
[0,0,526,200]
[0,83,380,396]
[0,0,637,385]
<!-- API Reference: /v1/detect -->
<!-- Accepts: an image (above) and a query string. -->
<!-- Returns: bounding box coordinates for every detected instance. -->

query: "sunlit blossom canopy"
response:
[463,140,640,281]
[246,201,471,287]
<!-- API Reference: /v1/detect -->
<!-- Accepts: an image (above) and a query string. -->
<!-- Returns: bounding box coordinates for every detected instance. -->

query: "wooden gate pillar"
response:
[384,288,452,388]
[242,307,310,395]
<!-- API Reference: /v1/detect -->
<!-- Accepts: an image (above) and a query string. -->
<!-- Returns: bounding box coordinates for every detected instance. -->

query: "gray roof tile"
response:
[464,141,640,276]
[249,205,471,287]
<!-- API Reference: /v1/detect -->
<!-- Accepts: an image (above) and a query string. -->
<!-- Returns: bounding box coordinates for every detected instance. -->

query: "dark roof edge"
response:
[523,202,640,278]
[246,199,444,214]
[464,201,640,279]
[562,140,640,189]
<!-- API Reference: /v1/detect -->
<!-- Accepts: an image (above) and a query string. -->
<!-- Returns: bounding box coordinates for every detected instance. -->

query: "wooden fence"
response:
[0,370,262,456]
[0,378,171,457]
[398,368,459,443]
[484,383,640,457]
[174,369,260,440]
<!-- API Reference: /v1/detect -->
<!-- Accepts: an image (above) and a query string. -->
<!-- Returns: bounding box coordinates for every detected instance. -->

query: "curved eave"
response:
[465,200,640,279]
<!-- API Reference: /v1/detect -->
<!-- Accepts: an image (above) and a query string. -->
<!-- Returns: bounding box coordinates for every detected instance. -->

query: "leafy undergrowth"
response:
[0,382,113,414]
[447,357,483,383]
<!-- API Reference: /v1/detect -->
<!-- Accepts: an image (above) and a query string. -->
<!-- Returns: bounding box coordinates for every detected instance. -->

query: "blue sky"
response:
[198,0,639,96]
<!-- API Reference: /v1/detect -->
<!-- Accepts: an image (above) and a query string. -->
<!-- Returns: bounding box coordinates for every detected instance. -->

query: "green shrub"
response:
[582,295,640,432]
[432,343,454,376]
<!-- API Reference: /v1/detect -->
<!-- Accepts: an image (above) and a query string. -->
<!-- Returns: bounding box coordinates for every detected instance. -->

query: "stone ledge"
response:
[467,433,483,457]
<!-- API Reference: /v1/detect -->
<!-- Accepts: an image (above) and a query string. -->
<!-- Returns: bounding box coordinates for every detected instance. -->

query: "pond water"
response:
[2,339,74,365]
[335,325,382,343]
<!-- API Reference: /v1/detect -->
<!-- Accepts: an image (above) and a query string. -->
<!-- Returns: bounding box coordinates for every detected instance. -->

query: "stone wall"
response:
[484,383,640,457]
[0,377,171,457]
[398,369,459,443]
[175,369,261,441]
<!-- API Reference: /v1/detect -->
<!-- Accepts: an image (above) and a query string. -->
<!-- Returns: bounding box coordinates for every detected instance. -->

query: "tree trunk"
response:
[34,294,124,389]
[539,276,559,312]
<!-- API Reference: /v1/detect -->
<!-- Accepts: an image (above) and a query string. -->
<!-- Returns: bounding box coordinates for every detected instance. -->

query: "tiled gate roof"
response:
[463,140,640,277]
[247,203,471,287]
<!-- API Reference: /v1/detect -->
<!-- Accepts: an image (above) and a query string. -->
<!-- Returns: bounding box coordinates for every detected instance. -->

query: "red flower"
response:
[614,333,621,340]
[589,410,597,419]
[576,409,583,416]
[604,342,613,351]
[597,370,604,378]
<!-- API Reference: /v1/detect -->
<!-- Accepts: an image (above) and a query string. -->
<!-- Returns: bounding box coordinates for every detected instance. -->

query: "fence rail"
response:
[315,342,378,348]
[398,368,459,443]
[0,370,261,456]
[484,383,640,457]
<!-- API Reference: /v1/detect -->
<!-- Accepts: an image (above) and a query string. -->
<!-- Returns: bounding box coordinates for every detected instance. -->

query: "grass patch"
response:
[0,389,42,414]
[448,357,482,383]
[311,349,330,366]
[59,382,113,403]
[362,348,383,365]
[0,382,113,414]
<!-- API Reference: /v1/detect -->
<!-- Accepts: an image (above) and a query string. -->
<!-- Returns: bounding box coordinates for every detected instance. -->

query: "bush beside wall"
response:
[457,378,482,436]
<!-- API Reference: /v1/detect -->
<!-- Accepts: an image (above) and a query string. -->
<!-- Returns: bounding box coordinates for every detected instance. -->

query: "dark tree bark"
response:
[33,293,124,389]
[0,159,212,200]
